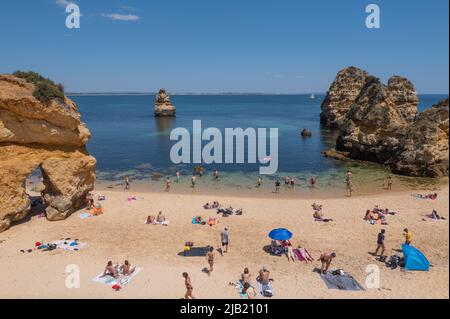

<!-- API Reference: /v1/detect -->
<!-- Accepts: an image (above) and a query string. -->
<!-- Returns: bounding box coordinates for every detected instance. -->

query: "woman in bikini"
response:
[182,272,195,299]
[207,246,215,276]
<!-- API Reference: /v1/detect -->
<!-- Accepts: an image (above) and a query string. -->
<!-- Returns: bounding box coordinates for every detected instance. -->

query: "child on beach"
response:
[191,176,196,188]
[374,229,386,256]
[124,176,130,190]
[275,180,281,193]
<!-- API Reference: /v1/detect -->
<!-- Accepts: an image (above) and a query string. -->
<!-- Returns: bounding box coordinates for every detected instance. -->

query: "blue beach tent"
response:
[401,244,430,271]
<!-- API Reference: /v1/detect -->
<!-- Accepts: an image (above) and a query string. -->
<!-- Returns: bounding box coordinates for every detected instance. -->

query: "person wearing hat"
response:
[221,227,229,255]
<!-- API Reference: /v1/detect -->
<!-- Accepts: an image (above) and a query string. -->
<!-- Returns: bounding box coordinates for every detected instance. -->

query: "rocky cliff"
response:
[320,66,369,128]
[391,99,449,177]
[324,67,448,178]
[154,88,176,117]
[0,74,96,232]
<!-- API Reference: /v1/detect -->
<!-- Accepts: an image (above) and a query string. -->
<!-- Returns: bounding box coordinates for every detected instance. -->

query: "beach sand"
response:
[0,185,448,299]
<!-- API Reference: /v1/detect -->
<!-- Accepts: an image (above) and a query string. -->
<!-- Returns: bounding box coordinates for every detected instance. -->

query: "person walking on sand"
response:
[191,175,196,188]
[403,228,412,245]
[175,170,180,182]
[374,229,386,257]
[275,179,281,193]
[345,170,353,197]
[206,246,215,275]
[221,227,229,255]
[182,272,195,299]
[124,176,130,190]
[241,267,251,284]
[319,252,336,274]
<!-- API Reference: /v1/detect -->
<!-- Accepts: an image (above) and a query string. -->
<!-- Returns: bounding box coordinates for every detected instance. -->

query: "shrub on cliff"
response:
[13,71,65,105]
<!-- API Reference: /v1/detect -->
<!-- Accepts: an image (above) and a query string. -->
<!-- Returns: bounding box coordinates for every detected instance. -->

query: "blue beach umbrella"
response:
[268,228,293,241]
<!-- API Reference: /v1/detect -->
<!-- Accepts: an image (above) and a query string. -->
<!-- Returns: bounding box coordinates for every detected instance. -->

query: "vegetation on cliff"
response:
[13,71,65,105]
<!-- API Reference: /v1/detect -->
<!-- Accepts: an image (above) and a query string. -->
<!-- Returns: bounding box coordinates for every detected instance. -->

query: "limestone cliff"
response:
[391,99,449,177]
[323,67,448,178]
[0,74,96,232]
[320,66,369,128]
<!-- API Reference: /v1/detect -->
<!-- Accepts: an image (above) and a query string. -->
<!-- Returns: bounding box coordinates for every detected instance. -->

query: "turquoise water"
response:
[71,94,448,195]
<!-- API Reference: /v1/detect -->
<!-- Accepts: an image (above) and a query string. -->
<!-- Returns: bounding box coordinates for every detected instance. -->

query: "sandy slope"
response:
[0,185,448,299]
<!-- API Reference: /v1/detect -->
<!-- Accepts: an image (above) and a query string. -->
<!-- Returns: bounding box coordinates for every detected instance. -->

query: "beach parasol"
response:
[268,228,293,241]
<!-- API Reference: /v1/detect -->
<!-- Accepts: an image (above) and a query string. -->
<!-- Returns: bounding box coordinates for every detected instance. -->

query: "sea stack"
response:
[154,88,176,117]
[0,73,96,232]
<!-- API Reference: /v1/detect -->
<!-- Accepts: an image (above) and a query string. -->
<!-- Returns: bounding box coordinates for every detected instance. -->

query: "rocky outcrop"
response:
[336,76,411,163]
[391,99,449,177]
[323,148,350,161]
[300,128,312,137]
[320,67,369,128]
[0,74,96,232]
[154,88,176,117]
[322,67,448,178]
[387,76,419,122]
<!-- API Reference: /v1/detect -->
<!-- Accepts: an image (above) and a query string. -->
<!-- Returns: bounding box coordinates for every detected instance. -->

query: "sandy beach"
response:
[0,184,448,299]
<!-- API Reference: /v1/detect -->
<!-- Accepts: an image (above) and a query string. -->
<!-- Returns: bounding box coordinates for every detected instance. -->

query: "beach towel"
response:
[319,272,364,291]
[93,267,142,286]
[146,220,170,226]
[293,248,314,262]
[180,246,209,257]
[257,280,274,297]
[235,280,257,299]
[51,240,87,252]
[191,217,204,225]
[79,212,92,219]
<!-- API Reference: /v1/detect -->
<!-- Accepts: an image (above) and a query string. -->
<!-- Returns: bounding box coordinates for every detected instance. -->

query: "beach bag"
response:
[263,289,273,297]
[389,255,401,269]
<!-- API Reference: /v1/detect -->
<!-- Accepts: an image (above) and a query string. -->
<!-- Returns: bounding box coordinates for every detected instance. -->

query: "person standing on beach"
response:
[124,176,130,190]
[256,176,263,188]
[182,272,195,299]
[403,228,413,245]
[206,246,215,275]
[374,229,386,257]
[319,252,336,274]
[310,176,317,188]
[345,170,353,197]
[175,170,180,182]
[191,175,196,188]
[386,175,393,190]
[165,177,171,191]
[275,180,281,193]
[213,169,219,180]
[221,227,229,255]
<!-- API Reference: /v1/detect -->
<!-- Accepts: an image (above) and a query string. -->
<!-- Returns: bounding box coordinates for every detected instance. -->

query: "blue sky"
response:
[0,0,448,93]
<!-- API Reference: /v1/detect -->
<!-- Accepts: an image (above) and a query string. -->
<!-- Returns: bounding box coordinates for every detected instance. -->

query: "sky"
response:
[0,0,448,93]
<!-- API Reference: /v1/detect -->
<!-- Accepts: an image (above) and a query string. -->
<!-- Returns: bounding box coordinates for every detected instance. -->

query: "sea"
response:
[68,94,448,198]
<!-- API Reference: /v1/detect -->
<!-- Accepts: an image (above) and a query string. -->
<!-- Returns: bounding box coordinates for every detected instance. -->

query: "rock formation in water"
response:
[154,88,176,117]
[300,128,312,137]
[390,99,449,177]
[320,66,369,128]
[0,74,96,232]
[322,66,448,178]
